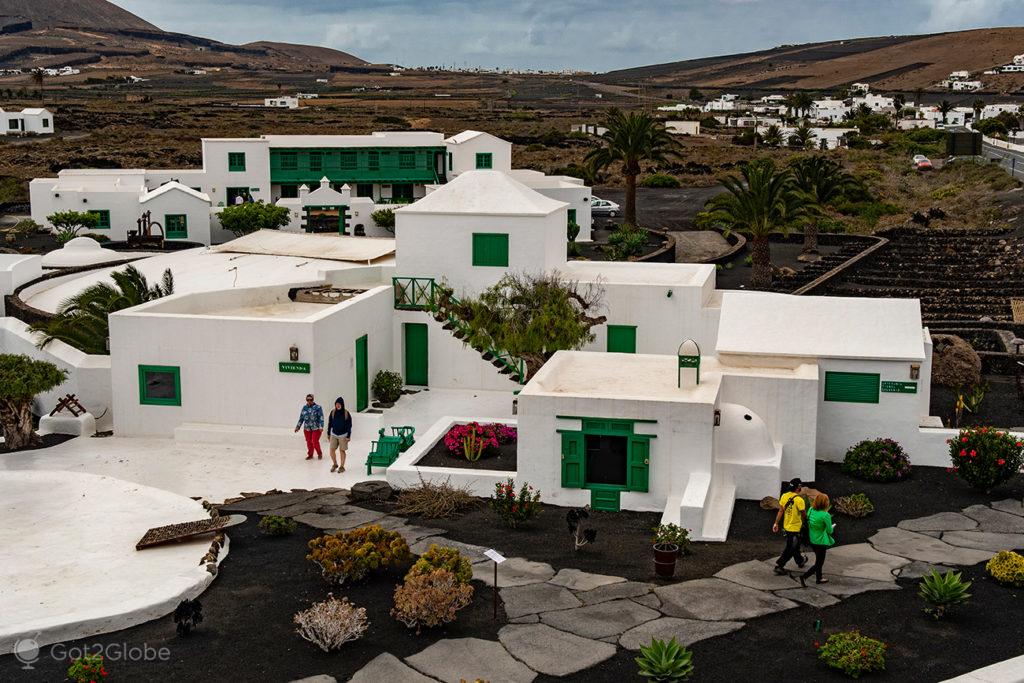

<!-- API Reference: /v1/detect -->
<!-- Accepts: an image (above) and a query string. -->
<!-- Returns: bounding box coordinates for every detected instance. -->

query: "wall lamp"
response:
[713,409,721,426]
[909,364,920,380]
[289,344,300,362]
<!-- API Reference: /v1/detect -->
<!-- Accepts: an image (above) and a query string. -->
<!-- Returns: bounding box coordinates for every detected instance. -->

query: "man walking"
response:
[326,396,352,473]
[772,477,807,575]
[294,394,324,460]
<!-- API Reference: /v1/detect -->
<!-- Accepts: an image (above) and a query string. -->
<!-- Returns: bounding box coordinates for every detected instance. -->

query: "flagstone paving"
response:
[222,488,1023,682]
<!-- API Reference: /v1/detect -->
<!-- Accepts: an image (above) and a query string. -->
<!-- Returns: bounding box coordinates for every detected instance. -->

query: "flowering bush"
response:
[307,524,411,585]
[490,479,542,528]
[817,631,886,678]
[947,427,1024,492]
[294,594,368,651]
[407,544,473,584]
[443,422,517,461]
[68,654,108,683]
[986,550,1024,588]
[841,438,912,482]
[392,569,474,633]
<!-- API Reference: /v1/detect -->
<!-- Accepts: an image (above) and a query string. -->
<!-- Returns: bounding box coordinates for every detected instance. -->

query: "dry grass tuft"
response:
[394,477,481,519]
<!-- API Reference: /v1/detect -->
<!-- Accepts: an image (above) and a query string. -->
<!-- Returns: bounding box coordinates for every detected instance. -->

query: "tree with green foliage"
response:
[972,98,985,123]
[442,272,607,380]
[371,208,395,231]
[788,124,817,149]
[585,109,682,226]
[217,200,291,237]
[761,124,784,147]
[790,155,860,260]
[688,87,703,102]
[47,210,98,243]
[974,118,1008,137]
[30,264,174,355]
[0,354,67,450]
[938,100,954,125]
[702,159,806,289]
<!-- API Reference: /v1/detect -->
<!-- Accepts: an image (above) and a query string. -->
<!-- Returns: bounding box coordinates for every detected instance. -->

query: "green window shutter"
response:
[228,152,246,172]
[164,214,188,239]
[280,152,297,171]
[475,152,493,169]
[89,210,110,230]
[472,233,509,267]
[309,151,323,172]
[448,151,453,170]
[561,431,584,488]
[340,151,357,170]
[399,151,415,169]
[606,325,637,353]
[568,208,577,225]
[627,436,651,492]
[138,365,181,406]
[824,371,880,404]
[368,151,380,170]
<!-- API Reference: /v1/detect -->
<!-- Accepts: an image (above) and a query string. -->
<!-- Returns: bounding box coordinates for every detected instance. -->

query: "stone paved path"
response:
[229,489,1024,682]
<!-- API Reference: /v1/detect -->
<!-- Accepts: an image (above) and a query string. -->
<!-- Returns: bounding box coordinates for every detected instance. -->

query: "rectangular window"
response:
[8,119,18,130]
[279,184,299,199]
[472,232,509,267]
[824,371,880,404]
[279,151,297,171]
[340,151,357,170]
[138,365,181,406]
[585,434,628,486]
[356,183,374,198]
[448,151,453,171]
[226,187,249,205]
[399,151,416,169]
[89,209,111,230]
[606,325,637,353]
[475,152,493,169]
[228,152,246,172]
[308,151,323,172]
[368,151,380,170]
[42,118,50,128]
[164,214,188,239]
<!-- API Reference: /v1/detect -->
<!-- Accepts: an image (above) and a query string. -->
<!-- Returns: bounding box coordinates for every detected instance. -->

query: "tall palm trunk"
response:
[750,235,773,290]
[0,399,38,450]
[799,222,820,261]
[624,172,637,225]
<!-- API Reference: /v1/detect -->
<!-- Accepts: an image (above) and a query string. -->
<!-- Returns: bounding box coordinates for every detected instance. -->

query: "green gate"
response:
[404,323,428,386]
[355,334,368,411]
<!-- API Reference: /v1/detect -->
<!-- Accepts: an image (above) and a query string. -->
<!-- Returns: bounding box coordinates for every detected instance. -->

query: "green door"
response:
[627,436,651,492]
[355,334,368,411]
[607,325,637,353]
[404,323,428,386]
[560,431,584,488]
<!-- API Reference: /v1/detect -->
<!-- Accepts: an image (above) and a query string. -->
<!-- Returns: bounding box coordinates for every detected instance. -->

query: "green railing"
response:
[391,276,526,383]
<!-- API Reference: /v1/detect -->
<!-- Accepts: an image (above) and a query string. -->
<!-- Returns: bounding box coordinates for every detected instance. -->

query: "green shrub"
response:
[986,550,1024,587]
[371,208,395,229]
[841,438,912,482]
[47,209,98,243]
[948,427,1024,492]
[407,544,473,584]
[371,369,403,404]
[490,479,542,528]
[635,637,694,681]
[218,201,290,237]
[525,143,546,152]
[68,654,107,683]
[307,524,411,585]
[639,173,681,188]
[567,220,581,243]
[974,118,1008,137]
[817,631,886,678]
[258,514,297,536]
[918,569,971,619]
[607,223,648,260]
[652,523,691,554]
[834,493,874,518]
[930,184,960,201]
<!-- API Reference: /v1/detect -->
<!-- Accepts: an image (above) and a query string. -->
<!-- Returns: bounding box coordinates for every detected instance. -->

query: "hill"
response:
[0,0,159,31]
[598,27,1024,93]
[245,41,366,67]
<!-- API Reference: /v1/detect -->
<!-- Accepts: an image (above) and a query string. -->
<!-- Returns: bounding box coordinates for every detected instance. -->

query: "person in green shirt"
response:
[800,493,836,586]
[772,478,808,575]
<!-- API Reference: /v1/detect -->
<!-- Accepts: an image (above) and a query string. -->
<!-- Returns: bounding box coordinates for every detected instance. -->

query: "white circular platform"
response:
[0,470,228,654]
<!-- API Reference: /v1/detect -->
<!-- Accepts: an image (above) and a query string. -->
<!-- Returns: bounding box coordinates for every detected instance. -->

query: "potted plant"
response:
[652,523,690,578]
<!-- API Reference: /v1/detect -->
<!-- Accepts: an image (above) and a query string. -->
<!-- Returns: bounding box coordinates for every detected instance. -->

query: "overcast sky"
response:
[116,0,1024,72]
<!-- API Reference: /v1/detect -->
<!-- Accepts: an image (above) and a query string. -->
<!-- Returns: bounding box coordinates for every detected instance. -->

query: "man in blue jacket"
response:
[326,396,353,472]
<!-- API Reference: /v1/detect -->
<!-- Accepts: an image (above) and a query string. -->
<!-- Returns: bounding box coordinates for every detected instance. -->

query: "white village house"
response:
[0,107,53,135]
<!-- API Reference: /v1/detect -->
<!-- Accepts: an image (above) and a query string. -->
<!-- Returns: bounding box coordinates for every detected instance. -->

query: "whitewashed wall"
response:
[199,139,271,207]
[531,184,592,242]
[31,183,143,242]
[140,189,212,244]
[0,255,42,316]
[447,135,513,176]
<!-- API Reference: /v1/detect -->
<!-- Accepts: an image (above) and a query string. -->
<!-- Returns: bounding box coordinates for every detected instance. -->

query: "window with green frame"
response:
[228,152,246,172]
[448,151,453,171]
[368,151,380,170]
[138,365,181,406]
[558,417,654,511]
[399,150,416,169]
[89,209,110,230]
[340,151,357,169]
[308,151,323,172]
[475,152,493,169]
[280,151,298,171]
[471,232,509,267]
[823,371,880,404]
[606,325,637,353]
[164,214,188,239]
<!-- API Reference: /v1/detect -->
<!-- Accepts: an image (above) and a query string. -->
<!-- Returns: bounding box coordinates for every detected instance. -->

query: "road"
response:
[592,186,724,231]
[983,141,1024,181]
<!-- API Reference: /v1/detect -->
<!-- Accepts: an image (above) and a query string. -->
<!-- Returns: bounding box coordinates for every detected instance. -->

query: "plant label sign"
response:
[279,362,311,374]
[483,549,506,564]
[881,381,917,394]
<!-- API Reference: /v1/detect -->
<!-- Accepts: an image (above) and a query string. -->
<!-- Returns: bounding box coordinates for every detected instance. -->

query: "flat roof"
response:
[561,260,714,287]
[261,131,445,148]
[716,291,925,361]
[209,230,395,264]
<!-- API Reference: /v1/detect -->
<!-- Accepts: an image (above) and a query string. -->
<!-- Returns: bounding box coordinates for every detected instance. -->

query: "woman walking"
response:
[327,397,352,473]
[800,493,836,587]
[294,394,324,460]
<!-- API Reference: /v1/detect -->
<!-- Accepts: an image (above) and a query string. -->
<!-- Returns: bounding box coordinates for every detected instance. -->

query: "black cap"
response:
[789,477,803,488]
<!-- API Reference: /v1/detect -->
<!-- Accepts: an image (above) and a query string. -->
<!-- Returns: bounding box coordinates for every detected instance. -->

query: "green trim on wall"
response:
[228,151,246,172]
[606,325,637,354]
[138,365,181,406]
[471,232,509,267]
[164,214,187,239]
[824,371,880,404]
[269,146,444,185]
[475,152,493,169]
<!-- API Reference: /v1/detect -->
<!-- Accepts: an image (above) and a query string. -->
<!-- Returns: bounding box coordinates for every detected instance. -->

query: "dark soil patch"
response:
[572,225,669,262]
[0,516,504,682]
[712,239,843,290]
[931,377,1024,430]
[0,431,74,454]
[415,438,518,471]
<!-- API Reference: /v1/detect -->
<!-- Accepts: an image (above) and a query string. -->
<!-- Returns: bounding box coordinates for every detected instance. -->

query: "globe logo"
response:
[13,636,41,669]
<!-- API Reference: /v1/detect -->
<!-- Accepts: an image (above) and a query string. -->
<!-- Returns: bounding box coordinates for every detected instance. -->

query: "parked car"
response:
[591,198,620,217]
[912,154,933,170]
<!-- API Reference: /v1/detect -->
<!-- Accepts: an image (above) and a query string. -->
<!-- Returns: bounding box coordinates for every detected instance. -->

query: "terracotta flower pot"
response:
[653,542,680,578]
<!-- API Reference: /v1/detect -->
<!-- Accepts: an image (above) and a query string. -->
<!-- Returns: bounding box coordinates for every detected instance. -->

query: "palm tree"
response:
[972,98,985,124]
[31,69,44,102]
[938,100,954,124]
[761,124,784,147]
[792,92,814,119]
[790,155,859,261]
[789,124,817,149]
[703,159,806,289]
[30,265,174,355]
[585,109,681,226]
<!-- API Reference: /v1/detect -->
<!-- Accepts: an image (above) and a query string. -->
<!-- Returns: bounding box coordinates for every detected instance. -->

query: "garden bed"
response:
[415,438,518,471]
[930,378,1024,430]
[0,431,74,454]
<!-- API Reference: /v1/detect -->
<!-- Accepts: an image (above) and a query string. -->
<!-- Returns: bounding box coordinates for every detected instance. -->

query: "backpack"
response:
[783,494,810,544]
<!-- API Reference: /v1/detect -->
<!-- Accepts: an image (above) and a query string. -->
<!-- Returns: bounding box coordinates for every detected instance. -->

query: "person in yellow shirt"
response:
[772,478,807,575]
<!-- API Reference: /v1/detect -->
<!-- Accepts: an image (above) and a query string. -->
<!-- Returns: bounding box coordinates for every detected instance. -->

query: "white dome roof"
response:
[41,237,124,268]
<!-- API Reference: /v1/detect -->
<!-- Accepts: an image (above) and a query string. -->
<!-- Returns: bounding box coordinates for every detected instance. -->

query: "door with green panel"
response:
[627,436,651,492]
[560,431,584,488]
[606,325,637,353]
[355,335,368,412]
[404,323,428,386]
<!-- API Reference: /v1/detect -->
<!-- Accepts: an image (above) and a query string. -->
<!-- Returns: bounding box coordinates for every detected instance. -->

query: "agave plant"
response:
[918,569,971,619]
[635,637,694,681]
[834,493,875,518]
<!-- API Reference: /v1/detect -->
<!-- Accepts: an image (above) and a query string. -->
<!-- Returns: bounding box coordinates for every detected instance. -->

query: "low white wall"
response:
[983,134,1024,153]
[386,416,516,495]
[0,254,42,316]
[0,318,112,429]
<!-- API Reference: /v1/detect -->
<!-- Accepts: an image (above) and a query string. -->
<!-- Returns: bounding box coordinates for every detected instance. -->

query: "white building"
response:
[852,94,895,112]
[265,97,300,109]
[665,120,701,136]
[921,107,967,126]
[570,123,608,136]
[948,70,971,81]
[703,95,740,112]
[999,64,1024,73]
[951,81,983,92]
[981,103,1021,119]
[809,99,851,123]
[0,107,53,135]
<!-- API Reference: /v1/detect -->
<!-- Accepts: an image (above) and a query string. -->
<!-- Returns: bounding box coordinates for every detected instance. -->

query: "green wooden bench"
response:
[390,425,416,452]
[366,433,402,475]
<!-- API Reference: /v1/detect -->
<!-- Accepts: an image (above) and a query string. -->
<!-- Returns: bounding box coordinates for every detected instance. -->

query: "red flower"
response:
[1016,442,1022,448]
[970,450,976,457]
[961,437,969,442]
[998,459,1006,466]
[960,449,967,456]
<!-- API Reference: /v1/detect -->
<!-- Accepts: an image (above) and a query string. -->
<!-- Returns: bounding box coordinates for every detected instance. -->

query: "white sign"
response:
[483,548,506,564]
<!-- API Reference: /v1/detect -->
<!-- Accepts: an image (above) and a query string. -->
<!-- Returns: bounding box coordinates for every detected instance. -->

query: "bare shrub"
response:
[394,477,480,518]
[293,595,368,651]
[391,569,474,634]
[931,334,981,389]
